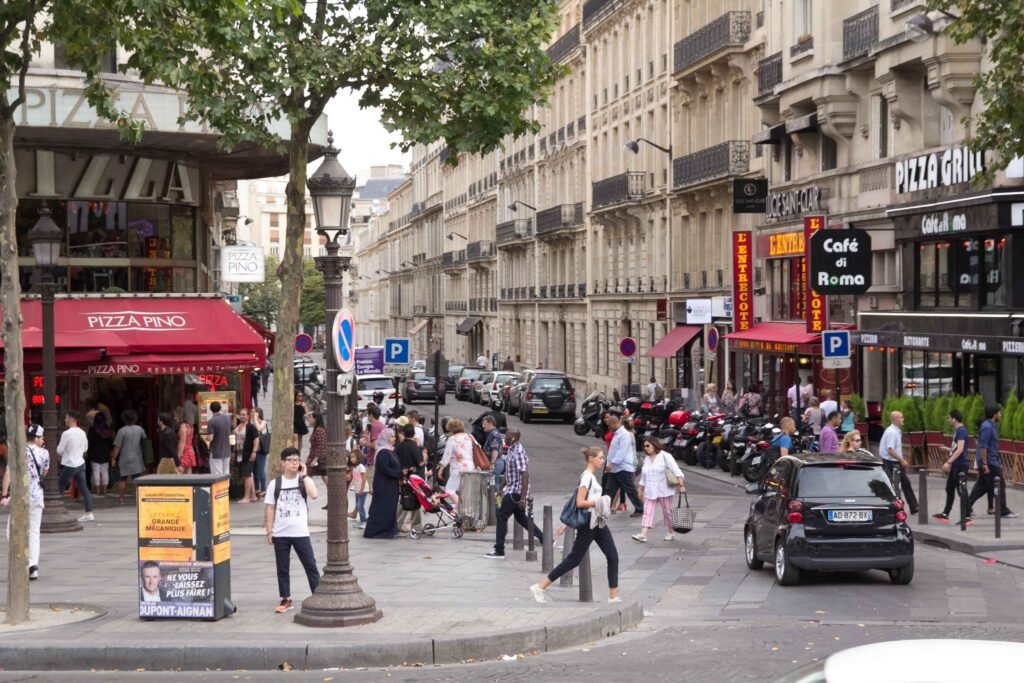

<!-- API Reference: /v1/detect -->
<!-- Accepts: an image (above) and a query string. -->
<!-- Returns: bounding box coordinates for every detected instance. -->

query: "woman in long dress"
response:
[363,428,402,539]
[439,418,474,509]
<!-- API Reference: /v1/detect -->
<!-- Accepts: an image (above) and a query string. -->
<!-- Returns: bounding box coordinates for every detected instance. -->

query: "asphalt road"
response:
[7,384,1024,681]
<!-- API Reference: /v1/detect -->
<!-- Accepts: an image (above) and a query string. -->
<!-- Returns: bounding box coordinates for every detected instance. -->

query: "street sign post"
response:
[620,337,637,395]
[332,309,355,375]
[295,333,313,354]
[822,330,852,394]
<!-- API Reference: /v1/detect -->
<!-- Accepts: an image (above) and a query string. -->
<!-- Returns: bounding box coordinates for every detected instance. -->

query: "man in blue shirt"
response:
[604,413,643,517]
[966,406,1017,522]
[933,410,969,522]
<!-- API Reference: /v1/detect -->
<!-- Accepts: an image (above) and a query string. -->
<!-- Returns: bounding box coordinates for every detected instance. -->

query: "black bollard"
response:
[525,497,537,562]
[559,527,575,587]
[578,544,593,603]
[959,472,968,531]
[918,468,928,525]
[995,476,1002,540]
[542,505,554,573]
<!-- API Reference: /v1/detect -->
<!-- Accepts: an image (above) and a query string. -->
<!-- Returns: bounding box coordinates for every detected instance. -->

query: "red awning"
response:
[724,322,822,355]
[646,325,702,358]
[83,353,262,376]
[2,296,266,372]
[242,316,275,354]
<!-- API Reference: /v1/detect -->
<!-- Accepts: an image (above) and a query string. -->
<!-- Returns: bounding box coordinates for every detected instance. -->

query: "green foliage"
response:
[1003,391,1019,441]
[928,0,1024,181]
[965,395,985,434]
[846,393,866,423]
[299,257,324,331]
[882,395,924,432]
[239,255,282,328]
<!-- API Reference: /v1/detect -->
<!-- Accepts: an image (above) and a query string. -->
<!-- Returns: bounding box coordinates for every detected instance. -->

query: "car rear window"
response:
[460,369,481,380]
[532,377,570,391]
[358,378,394,391]
[797,465,894,499]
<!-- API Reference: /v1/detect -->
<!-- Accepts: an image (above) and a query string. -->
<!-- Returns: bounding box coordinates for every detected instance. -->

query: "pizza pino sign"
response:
[83,311,191,331]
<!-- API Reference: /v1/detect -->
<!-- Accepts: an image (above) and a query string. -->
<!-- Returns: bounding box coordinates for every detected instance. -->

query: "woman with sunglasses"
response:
[631,436,686,543]
[839,429,865,454]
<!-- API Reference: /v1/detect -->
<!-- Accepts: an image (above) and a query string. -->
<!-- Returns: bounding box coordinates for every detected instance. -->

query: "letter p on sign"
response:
[384,337,410,365]
[822,331,850,359]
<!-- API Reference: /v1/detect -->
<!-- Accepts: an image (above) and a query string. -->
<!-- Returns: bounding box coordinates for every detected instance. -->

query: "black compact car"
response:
[445,364,465,393]
[743,452,914,586]
[455,367,482,401]
[403,371,445,404]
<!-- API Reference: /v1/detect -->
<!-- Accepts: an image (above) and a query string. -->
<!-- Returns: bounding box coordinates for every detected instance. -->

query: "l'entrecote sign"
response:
[895,145,985,194]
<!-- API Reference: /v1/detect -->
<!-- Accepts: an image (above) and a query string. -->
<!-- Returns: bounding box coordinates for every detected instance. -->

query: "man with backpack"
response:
[264,447,320,613]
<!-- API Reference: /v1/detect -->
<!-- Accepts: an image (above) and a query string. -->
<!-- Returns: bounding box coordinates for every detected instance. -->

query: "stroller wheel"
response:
[451,526,464,539]
[423,523,437,537]
[409,528,423,540]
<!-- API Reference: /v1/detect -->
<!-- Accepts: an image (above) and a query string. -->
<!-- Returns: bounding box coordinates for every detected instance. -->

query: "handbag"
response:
[399,481,419,511]
[671,491,697,534]
[559,479,593,530]
[662,452,681,487]
[472,439,491,470]
[258,425,271,455]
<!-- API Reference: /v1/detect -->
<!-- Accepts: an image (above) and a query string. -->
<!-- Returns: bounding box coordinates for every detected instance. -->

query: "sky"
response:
[321,91,410,182]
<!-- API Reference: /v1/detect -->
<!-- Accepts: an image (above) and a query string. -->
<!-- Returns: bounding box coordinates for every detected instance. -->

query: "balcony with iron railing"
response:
[842,5,878,61]
[536,203,584,237]
[442,250,466,269]
[673,11,751,74]
[790,36,813,58]
[672,141,750,190]
[757,52,783,97]
[413,304,427,315]
[540,285,548,298]
[582,0,616,28]
[445,300,468,312]
[496,218,533,245]
[546,23,580,63]
[466,240,496,262]
[592,172,647,209]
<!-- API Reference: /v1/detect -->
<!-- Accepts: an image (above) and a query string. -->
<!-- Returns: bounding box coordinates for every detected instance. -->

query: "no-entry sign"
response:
[620,337,637,357]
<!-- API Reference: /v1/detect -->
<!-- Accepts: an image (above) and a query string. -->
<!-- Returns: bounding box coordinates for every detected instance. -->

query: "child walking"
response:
[348,450,367,528]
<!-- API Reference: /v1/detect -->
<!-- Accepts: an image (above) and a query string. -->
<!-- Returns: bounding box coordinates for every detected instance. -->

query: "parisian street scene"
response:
[2,1,1024,681]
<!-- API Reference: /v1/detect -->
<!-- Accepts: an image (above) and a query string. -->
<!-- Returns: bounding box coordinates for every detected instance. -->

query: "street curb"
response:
[0,601,643,671]
[915,528,1024,555]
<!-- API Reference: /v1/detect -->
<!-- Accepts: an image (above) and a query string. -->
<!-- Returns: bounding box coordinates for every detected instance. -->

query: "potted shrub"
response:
[848,393,867,434]
[964,394,985,453]
[999,391,1018,454]
[923,396,947,447]
[903,395,926,448]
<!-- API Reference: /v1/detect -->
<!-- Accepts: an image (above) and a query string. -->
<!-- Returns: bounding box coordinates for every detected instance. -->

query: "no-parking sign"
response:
[333,309,355,374]
[620,337,637,357]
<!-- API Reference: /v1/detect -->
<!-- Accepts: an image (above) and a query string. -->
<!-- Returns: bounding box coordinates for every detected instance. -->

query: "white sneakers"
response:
[78,512,95,522]
[631,534,647,543]
[664,533,674,541]
[530,584,550,603]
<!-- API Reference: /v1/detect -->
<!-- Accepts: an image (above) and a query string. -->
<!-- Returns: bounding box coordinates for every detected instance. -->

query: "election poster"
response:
[139,560,215,619]
[138,486,193,562]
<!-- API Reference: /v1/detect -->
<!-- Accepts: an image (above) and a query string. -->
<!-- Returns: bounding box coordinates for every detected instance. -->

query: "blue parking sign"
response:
[822,331,850,359]
[384,337,410,364]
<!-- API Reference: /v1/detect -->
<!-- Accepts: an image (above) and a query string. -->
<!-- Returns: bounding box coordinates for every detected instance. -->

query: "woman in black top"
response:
[293,392,309,450]
[88,413,114,496]
[156,413,182,475]
[237,409,260,503]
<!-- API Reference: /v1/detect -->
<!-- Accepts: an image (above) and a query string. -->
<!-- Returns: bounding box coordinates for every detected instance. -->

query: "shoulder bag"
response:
[661,452,681,487]
[559,477,593,530]
[670,491,697,534]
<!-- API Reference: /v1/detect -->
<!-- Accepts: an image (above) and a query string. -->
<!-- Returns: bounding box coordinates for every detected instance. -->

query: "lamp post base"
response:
[40,505,83,534]
[293,570,382,627]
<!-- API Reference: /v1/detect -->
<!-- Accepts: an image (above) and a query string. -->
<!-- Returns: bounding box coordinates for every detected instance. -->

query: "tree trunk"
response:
[267,126,312,479]
[0,113,31,624]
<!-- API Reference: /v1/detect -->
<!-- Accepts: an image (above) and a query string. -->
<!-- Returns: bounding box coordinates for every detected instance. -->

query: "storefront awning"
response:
[646,325,702,358]
[724,322,823,355]
[242,316,275,354]
[456,316,482,336]
[409,319,429,336]
[1,296,267,373]
[752,123,786,145]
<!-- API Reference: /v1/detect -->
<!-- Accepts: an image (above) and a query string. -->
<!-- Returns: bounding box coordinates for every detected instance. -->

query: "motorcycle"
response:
[303,376,326,415]
[695,412,727,469]
[739,421,781,483]
[574,391,610,436]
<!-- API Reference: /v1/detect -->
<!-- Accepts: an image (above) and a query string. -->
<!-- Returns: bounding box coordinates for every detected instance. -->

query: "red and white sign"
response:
[803,216,828,334]
[82,311,191,331]
[732,231,753,332]
[334,309,356,373]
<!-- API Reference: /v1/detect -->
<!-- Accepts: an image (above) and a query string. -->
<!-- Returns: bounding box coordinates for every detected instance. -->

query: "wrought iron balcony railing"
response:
[672,141,750,190]
[842,5,878,61]
[466,240,495,261]
[536,203,584,236]
[673,11,750,74]
[757,52,782,96]
[592,172,647,209]
[547,24,581,63]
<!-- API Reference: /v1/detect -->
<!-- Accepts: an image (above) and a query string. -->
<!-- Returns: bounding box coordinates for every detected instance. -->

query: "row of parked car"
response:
[450,366,577,423]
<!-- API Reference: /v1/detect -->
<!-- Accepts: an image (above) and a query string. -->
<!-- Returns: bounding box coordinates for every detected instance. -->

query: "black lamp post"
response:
[294,132,381,627]
[28,204,81,534]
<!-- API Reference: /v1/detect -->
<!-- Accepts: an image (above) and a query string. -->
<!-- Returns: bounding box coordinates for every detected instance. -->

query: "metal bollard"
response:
[559,527,575,587]
[525,497,538,561]
[542,505,554,573]
[959,472,968,531]
[994,476,1002,540]
[512,515,524,550]
[578,544,593,602]
[918,468,928,525]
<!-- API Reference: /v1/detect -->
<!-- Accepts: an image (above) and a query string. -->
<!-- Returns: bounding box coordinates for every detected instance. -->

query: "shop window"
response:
[68,267,129,293]
[133,265,173,293]
[171,206,196,260]
[67,201,128,258]
[127,204,172,259]
[984,237,1007,307]
[173,267,197,293]
[918,240,974,308]
[15,199,69,257]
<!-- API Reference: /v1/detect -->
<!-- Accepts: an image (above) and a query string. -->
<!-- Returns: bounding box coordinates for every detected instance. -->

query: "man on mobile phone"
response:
[265,447,319,613]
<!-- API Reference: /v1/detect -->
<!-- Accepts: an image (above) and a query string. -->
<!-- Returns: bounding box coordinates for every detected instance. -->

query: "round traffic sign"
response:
[706,326,720,353]
[620,337,637,357]
[294,333,313,354]
[333,309,356,373]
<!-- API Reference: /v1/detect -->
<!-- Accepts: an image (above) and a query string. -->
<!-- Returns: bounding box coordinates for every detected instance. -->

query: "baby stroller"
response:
[406,474,464,539]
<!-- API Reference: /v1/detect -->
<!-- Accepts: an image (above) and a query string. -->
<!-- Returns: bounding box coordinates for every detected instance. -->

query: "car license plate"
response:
[533,407,549,414]
[828,510,872,523]
[712,435,722,444]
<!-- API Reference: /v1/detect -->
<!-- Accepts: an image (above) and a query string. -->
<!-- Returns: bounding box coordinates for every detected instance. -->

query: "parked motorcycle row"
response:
[573,391,820,483]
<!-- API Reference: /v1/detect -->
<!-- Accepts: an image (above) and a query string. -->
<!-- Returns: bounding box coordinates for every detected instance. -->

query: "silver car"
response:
[480,372,520,408]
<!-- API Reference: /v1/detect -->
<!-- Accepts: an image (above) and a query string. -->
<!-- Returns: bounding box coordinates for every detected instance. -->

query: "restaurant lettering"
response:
[895,145,985,194]
[732,231,754,332]
[768,231,804,257]
[1004,341,1024,354]
[921,211,967,235]
[809,228,872,295]
[767,186,820,220]
[904,335,930,348]
[961,339,988,351]
[803,216,827,334]
[84,313,190,331]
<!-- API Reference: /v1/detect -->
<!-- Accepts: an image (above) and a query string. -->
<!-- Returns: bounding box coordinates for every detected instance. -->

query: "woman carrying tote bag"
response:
[531,447,620,604]
[632,436,686,542]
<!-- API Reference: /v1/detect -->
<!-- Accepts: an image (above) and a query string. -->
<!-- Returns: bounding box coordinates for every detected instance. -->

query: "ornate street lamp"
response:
[28,203,81,534]
[295,132,381,627]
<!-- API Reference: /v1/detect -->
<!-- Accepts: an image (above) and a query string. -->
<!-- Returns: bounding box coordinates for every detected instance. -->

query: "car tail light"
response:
[786,500,804,524]
[407,381,414,389]
[389,392,398,399]
[687,429,698,435]
[896,510,908,522]
[527,391,534,400]
[893,498,905,510]
[568,391,575,402]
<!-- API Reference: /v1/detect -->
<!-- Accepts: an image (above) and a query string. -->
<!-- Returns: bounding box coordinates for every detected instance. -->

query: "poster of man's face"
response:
[140,561,163,602]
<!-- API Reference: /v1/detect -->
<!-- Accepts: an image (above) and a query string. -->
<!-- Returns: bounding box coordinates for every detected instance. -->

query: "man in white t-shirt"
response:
[819,390,838,424]
[57,409,95,523]
[264,447,320,614]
